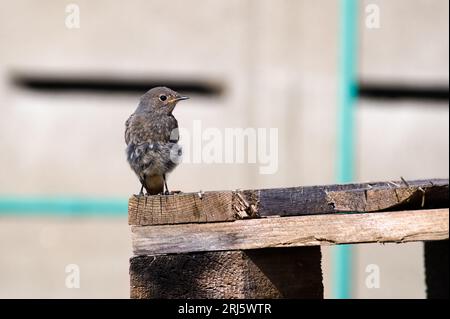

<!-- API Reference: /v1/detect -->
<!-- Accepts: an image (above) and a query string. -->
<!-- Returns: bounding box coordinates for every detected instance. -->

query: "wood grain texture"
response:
[259,179,448,217]
[132,209,449,255]
[128,179,448,226]
[128,191,235,225]
[326,182,449,212]
[130,247,323,299]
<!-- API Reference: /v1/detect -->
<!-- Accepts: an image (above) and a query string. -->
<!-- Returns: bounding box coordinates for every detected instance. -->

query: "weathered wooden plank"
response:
[259,179,448,217]
[132,209,449,255]
[128,191,236,225]
[130,247,323,299]
[326,182,449,212]
[128,179,448,226]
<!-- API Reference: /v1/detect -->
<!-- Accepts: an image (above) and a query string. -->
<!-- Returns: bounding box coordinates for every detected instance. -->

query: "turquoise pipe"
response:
[333,0,358,299]
[0,196,127,216]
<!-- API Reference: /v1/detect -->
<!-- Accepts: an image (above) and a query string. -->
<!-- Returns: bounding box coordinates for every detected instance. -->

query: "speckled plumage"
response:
[125,87,188,195]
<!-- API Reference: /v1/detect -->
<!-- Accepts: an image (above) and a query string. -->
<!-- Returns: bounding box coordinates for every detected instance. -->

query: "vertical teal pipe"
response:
[333,0,358,299]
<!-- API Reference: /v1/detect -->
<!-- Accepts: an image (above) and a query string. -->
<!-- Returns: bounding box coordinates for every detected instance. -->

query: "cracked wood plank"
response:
[258,178,448,217]
[132,208,449,255]
[325,181,449,212]
[128,191,235,225]
[128,179,448,226]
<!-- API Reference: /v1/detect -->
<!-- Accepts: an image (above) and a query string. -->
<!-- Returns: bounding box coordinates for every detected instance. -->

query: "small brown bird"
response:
[125,87,188,195]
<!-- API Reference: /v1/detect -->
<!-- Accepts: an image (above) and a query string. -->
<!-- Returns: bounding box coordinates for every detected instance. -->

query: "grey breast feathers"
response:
[126,141,181,178]
[125,113,182,179]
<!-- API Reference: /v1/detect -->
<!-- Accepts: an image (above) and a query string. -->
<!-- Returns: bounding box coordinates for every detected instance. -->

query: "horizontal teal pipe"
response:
[0,196,128,216]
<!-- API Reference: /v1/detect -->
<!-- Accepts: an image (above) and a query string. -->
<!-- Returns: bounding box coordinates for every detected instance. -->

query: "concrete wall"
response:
[0,0,448,298]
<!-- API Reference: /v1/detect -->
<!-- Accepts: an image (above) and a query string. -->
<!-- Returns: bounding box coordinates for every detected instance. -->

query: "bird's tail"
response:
[144,174,164,195]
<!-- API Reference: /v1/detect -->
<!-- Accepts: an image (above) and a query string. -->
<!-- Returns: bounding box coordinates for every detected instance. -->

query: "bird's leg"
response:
[163,174,170,195]
[139,175,146,196]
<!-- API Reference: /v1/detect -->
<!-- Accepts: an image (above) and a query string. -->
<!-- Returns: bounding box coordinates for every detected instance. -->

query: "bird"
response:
[125,87,188,195]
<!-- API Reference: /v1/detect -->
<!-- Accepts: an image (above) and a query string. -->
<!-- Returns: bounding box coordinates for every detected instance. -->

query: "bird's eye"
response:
[159,95,167,102]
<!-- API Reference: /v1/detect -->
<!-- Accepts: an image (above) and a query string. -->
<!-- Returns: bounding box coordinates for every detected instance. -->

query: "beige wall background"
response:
[0,0,448,298]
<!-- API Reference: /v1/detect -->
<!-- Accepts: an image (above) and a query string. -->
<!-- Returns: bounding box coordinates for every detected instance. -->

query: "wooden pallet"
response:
[129,179,449,298]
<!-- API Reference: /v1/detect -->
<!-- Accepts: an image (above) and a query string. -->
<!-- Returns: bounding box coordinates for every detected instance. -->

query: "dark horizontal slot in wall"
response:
[11,75,224,97]
[358,82,449,102]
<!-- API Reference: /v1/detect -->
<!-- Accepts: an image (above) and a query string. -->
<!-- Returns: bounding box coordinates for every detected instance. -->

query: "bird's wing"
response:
[166,116,179,143]
[124,113,134,145]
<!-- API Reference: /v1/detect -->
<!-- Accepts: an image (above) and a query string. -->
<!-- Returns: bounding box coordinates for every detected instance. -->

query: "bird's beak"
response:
[173,96,189,102]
